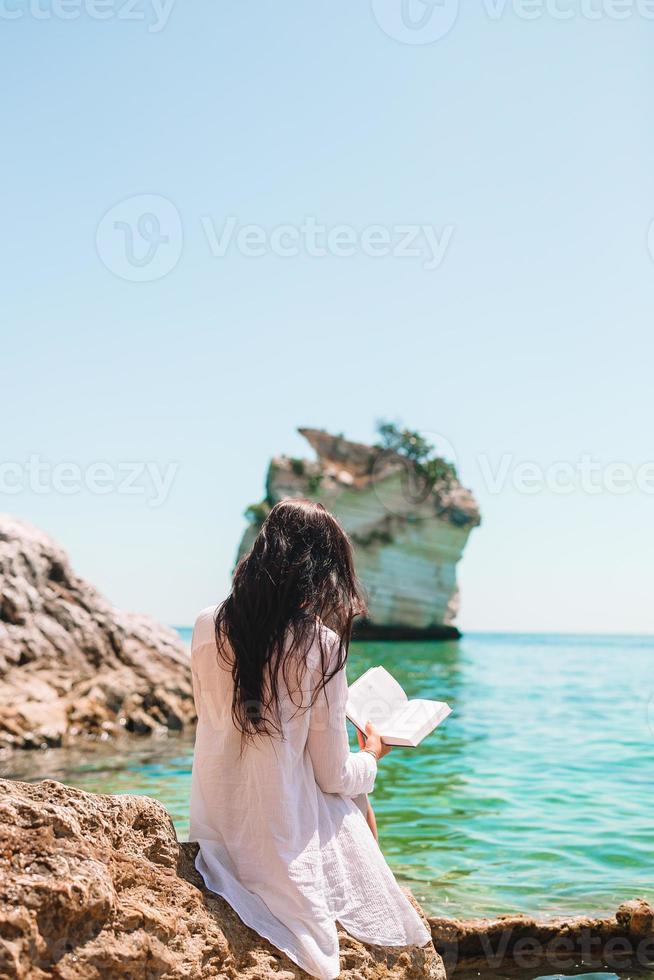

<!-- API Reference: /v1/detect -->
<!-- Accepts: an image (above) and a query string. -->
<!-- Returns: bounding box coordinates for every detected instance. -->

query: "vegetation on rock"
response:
[375,420,458,494]
[244,500,271,525]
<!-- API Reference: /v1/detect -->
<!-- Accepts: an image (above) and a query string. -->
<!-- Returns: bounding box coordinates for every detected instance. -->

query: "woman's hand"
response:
[356,721,392,761]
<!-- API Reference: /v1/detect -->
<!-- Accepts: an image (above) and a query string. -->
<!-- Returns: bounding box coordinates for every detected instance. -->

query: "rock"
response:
[0,516,195,751]
[616,898,654,938]
[238,429,481,639]
[0,779,446,979]
[429,901,654,975]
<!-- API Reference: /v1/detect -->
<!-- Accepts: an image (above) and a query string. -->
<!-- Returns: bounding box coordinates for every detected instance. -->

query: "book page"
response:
[346,666,407,733]
[382,698,451,743]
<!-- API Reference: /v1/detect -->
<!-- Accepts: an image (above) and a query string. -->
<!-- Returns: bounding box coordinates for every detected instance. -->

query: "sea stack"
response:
[237,428,481,640]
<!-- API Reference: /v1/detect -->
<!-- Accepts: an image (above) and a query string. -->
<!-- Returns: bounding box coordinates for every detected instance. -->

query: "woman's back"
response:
[188,500,430,980]
[191,606,326,857]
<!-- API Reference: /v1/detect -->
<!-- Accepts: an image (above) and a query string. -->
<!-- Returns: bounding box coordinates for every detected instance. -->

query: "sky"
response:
[1,0,653,633]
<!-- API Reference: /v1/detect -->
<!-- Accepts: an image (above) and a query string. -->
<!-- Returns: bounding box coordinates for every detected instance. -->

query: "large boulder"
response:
[238,429,481,640]
[0,779,446,979]
[0,516,195,751]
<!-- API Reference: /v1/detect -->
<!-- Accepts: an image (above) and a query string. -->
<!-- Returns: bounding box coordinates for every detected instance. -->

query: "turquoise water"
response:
[5,632,652,921]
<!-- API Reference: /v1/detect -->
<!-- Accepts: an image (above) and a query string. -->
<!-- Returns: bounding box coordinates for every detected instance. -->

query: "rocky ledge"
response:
[429,900,654,977]
[0,779,446,979]
[0,516,196,751]
[239,428,481,640]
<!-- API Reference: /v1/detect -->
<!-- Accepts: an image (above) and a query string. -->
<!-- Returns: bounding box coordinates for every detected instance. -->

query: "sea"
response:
[6,632,653,955]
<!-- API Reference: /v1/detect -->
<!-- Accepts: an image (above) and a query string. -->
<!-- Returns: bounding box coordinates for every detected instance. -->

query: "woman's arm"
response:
[306,645,389,797]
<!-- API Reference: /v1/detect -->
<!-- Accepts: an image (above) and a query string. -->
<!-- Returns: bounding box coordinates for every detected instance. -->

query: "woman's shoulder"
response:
[303,620,341,669]
[191,605,218,653]
[315,620,340,648]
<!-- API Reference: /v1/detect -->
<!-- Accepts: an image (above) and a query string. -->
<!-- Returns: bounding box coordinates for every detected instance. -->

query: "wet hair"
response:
[215,497,366,739]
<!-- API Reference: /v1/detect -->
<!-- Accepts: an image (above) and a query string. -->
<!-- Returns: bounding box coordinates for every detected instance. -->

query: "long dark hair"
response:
[215,498,366,739]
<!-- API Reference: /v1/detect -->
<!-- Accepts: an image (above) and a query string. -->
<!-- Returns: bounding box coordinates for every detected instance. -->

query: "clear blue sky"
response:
[2,2,653,633]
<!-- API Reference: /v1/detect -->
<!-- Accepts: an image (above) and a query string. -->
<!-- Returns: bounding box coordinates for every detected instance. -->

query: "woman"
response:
[189,498,431,979]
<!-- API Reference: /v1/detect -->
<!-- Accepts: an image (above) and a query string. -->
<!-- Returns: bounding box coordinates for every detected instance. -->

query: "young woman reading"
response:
[189,498,430,980]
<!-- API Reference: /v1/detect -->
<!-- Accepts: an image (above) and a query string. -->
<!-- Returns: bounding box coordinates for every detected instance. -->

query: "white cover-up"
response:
[189,606,431,980]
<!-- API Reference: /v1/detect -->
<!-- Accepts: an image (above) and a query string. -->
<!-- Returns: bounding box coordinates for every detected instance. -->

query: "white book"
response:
[346,665,452,748]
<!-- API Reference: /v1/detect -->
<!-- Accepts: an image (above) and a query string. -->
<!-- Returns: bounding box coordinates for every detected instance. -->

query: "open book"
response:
[346,666,451,748]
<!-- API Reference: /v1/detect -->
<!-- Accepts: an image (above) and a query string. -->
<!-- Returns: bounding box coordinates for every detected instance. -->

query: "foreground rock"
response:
[239,429,481,640]
[429,899,654,976]
[0,779,445,979]
[0,516,195,751]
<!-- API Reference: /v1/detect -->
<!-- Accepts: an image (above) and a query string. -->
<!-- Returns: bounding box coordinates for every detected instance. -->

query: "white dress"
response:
[189,607,431,980]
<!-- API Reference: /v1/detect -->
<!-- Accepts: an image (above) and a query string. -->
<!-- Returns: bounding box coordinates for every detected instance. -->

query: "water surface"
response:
[4,632,652,919]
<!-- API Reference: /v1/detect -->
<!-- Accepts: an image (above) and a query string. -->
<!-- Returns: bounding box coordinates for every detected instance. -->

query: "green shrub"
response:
[244,500,270,525]
[307,473,323,495]
[375,420,457,490]
[351,527,394,548]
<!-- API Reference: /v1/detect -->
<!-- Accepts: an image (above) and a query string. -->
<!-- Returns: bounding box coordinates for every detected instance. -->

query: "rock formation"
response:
[238,429,481,640]
[429,900,654,976]
[0,516,195,751]
[0,778,446,979]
